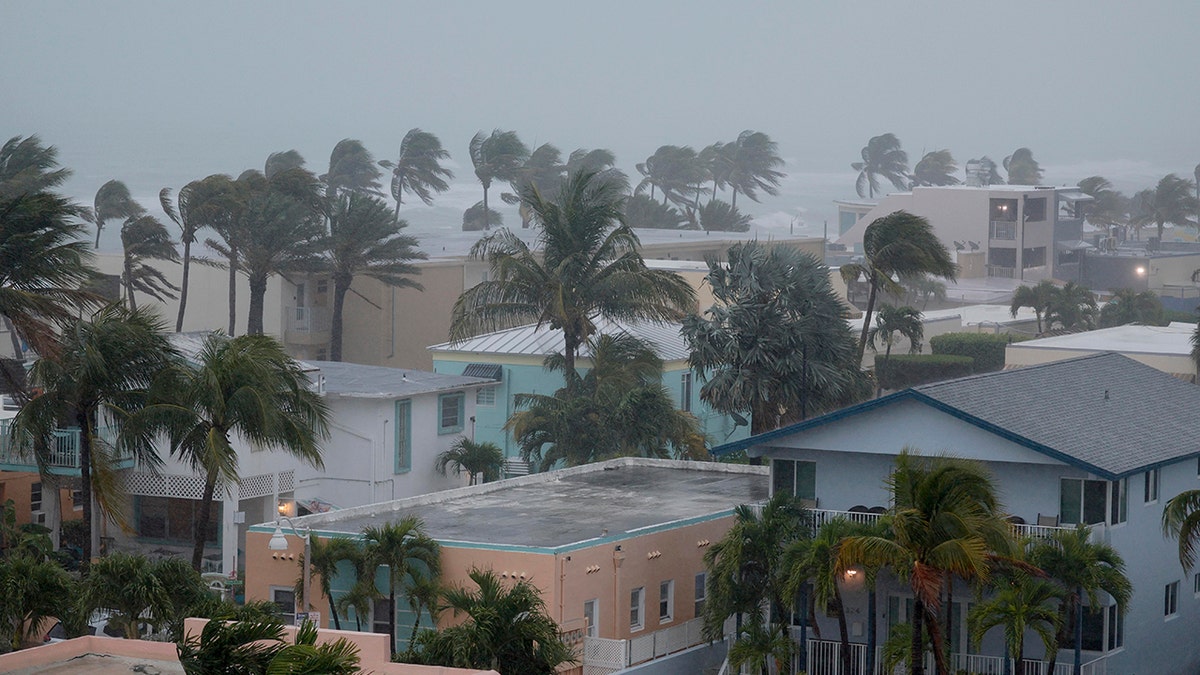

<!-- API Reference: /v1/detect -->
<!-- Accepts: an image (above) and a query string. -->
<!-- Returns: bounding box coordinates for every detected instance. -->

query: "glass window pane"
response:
[796,461,816,501]
[1081,607,1104,651]
[772,460,795,497]
[1083,480,1107,525]
[1060,479,1082,525]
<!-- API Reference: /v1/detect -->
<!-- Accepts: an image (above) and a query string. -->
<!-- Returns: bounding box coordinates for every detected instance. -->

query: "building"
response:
[713,353,1200,674]
[837,185,1092,283]
[243,457,767,671]
[429,319,749,469]
[1005,322,1197,380]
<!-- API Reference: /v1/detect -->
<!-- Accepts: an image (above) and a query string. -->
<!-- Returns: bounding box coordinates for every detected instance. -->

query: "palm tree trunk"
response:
[407,599,423,652]
[388,586,397,657]
[711,179,718,204]
[834,582,852,675]
[563,332,580,395]
[732,187,738,210]
[797,584,809,673]
[877,343,892,398]
[192,468,219,571]
[76,409,94,563]
[330,274,351,362]
[124,258,138,311]
[227,249,239,336]
[247,273,268,336]
[1073,588,1083,675]
[175,237,192,332]
[482,185,490,231]
[866,583,877,675]
[912,595,926,675]
[394,192,402,220]
[857,274,880,362]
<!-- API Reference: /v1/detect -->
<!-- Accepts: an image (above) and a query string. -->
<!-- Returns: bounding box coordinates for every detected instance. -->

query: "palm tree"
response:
[1077,176,1127,232]
[1009,279,1059,334]
[1003,148,1043,185]
[468,129,529,230]
[1045,281,1098,331]
[967,156,1005,186]
[362,517,440,654]
[79,553,175,638]
[1163,489,1200,572]
[411,568,575,674]
[501,143,564,228]
[450,169,696,385]
[911,150,960,187]
[1099,287,1163,327]
[0,554,75,650]
[838,451,1012,675]
[783,517,860,675]
[380,128,454,218]
[635,145,706,208]
[298,535,363,631]
[462,200,504,232]
[852,133,909,198]
[434,437,505,485]
[840,211,957,362]
[507,333,706,470]
[565,148,627,192]
[322,138,383,200]
[698,199,752,232]
[137,332,330,570]
[686,242,869,435]
[624,194,687,230]
[0,135,71,199]
[699,142,730,202]
[968,576,1062,674]
[321,192,426,361]
[161,176,235,332]
[726,617,795,675]
[86,179,144,249]
[178,616,360,675]
[1028,525,1131,675]
[721,130,785,210]
[13,306,176,561]
[1130,173,1199,242]
[119,213,179,310]
[868,304,924,396]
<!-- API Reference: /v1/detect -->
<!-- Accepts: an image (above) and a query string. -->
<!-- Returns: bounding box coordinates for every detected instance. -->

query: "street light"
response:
[268,517,311,624]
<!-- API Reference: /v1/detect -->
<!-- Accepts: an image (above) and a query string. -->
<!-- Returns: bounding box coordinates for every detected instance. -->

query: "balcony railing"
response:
[0,419,130,473]
[987,265,1016,278]
[582,616,715,672]
[789,636,1109,675]
[284,306,330,333]
[989,220,1018,240]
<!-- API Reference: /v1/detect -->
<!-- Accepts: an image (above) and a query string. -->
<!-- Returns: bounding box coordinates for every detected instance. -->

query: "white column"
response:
[221,491,238,575]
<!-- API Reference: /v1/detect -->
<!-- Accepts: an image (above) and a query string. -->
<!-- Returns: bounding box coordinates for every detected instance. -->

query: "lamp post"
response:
[268,516,311,624]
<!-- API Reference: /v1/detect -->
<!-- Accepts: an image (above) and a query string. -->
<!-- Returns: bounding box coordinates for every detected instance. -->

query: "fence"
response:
[582,616,726,675]
[789,640,1109,675]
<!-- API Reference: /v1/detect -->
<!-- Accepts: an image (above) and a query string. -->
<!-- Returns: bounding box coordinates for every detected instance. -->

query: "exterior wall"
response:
[1005,345,1195,378]
[0,472,79,525]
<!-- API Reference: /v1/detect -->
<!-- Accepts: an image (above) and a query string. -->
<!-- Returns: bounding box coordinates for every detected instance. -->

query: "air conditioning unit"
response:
[31,511,46,525]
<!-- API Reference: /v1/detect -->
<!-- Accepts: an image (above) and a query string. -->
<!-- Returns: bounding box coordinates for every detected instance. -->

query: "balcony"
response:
[0,419,132,475]
[989,221,1017,240]
[791,635,1111,675]
[283,306,331,347]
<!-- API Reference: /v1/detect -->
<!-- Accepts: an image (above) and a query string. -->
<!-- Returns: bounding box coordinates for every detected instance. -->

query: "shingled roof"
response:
[713,353,1200,479]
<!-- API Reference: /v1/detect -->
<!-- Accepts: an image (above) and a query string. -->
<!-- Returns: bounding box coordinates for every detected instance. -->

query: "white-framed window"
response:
[694,573,707,617]
[1060,478,1107,525]
[630,587,645,631]
[680,373,692,413]
[476,386,496,407]
[1145,469,1160,504]
[659,580,674,623]
[1165,581,1179,618]
[271,587,296,625]
[395,399,411,473]
[29,482,42,513]
[1109,478,1127,525]
[583,599,598,638]
[372,598,390,634]
[1107,603,1124,651]
[438,392,465,434]
[772,459,816,501]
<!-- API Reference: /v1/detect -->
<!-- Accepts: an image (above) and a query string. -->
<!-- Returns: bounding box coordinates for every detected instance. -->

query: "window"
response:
[1060,478,1107,525]
[1109,478,1127,525]
[372,598,391,634]
[476,386,496,407]
[1107,604,1124,650]
[659,580,674,623]
[438,392,464,434]
[1022,246,1046,269]
[135,496,219,543]
[316,279,328,294]
[1024,197,1047,222]
[1145,469,1159,503]
[988,247,1017,268]
[29,482,42,513]
[1165,581,1179,618]
[1194,573,1200,597]
[772,459,816,501]
[583,599,598,638]
[272,587,296,625]
[680,373,693,413]
[394,399,411,473]
[630,587,645,631]
[990,198,1018,222]
[694,573,707,617]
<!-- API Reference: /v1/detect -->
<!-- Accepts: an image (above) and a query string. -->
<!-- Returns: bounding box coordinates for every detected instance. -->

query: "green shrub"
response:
[1162,310,1198,325]
[875,354,974,390]
[929,332,1017,373]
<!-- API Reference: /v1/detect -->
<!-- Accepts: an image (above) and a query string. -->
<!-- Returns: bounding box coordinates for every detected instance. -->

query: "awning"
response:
[461,363,503,380]
[1055,240,1095,251]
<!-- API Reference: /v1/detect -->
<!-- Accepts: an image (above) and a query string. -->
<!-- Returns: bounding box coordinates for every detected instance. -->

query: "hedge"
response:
[928,332,1021,373]
[874,354,974,390]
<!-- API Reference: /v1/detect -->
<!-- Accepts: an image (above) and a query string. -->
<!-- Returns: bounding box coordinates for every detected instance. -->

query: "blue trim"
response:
[394,399,411,473]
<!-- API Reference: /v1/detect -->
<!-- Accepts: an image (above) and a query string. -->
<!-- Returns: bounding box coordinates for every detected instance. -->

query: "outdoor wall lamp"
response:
[268,517,311,623]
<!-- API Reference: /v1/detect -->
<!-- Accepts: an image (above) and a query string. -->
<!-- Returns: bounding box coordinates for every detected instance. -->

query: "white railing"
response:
[1011,522,1079,540]
[811,508,884,529]
[583,616,720,674]
[0,420,127,471]
[796,635,868,675]
[782,639,1098,675]
[285,306,330,333]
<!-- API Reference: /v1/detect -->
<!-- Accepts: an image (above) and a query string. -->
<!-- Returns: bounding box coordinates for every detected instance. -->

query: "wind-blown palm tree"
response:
[1130,173,1199,242]
[137,332,329,570]
[1045,282,1097,331]
[565,148,627,192]
[1003,147,1043,185]
[321,193,426,361]
[1029,525,1131,675]
[1163,489,1200,574]
[721,130,785,210]
[1077,176,1127,231]
[461,201,503,232]
[450,169,696,386]
[380,128,454,218]
[322,139,384,200]
[911,150,960,187]
[86,179,143,249]
[79,553,176,638]
[0,135,71,199]
[698,199,752,232]
[468,130,529,231]
[434,438,505,485]
[161,176,234,332]
[868,304,924,396]
[840,211,956,362]
[1099,287,1163,327]
[362,517,440,654]
[0,554,75,650]
[968,575,1062,675]
[119,213,179,310]
[635,145,706,209]
[852,133,909,198]
[1010,279,1059,334]
[967,156,1005,186]
[502,143,564,228]
[13,306,176,561]
[298,535,363,631]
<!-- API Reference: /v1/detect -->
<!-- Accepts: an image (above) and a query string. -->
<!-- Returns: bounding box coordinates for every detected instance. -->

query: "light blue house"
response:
[713,353,1200,675]
[429,318,748,471]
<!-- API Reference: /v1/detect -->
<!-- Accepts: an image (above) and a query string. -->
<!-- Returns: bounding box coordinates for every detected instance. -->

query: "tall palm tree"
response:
[119,213,179,310]
[1077,176,1127,232]
[86,179,144,249]
[852,133,909,198]
[362,517,440,654]
[321,193,426,361]
[0,134,71,199]
[911,150,960,187]
[468,129,529,230]
[721,130,785,210]
[450,169,696,385]
[501,143,564,228]
[868,304,924,396]
[1009,279,1059,334]
[968,575,1062,674]
[434,437,505,485]
[380,128,454,218]
[1099,287,1163,327]
[635,145,706,209]
[698,199,752,232]
[838,451,1012,675]
[1045,281,1097,331]
[840,211,956,362]
[137,332,330,570]
[1003,147,1043,185]
[461,201,504,232]
[700,142,730,203]
[967,156,1005,186]
[1130,173,1199,242]
[13,306,176,562]
[297,535,363,631]
[624,194,687,230]
[783,516,859,675]
[161,176,235,332]
[1163,489,1200,572]
[565,148,627,192]
[322,139,383,200]
[0,554,75,650]
[1028,525,1131,675]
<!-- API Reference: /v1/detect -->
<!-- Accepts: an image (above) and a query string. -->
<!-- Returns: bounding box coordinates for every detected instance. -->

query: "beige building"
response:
[1004,321,1197,380]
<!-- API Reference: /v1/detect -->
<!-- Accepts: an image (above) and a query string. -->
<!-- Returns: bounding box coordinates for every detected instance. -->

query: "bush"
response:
[928,332,1018,373]
[1162,309,1198,324]
[875,354,974,390]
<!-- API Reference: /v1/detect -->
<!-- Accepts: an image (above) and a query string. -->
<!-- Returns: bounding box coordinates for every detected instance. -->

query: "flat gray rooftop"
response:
[267,459,768,552]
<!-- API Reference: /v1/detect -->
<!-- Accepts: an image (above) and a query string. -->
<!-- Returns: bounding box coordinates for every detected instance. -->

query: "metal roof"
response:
[307,360,493,399]
[429,317,692,362]
[714,353,1200,479]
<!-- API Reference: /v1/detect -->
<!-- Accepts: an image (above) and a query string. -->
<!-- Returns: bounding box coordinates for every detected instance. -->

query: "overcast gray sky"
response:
[3,0,1199,236]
